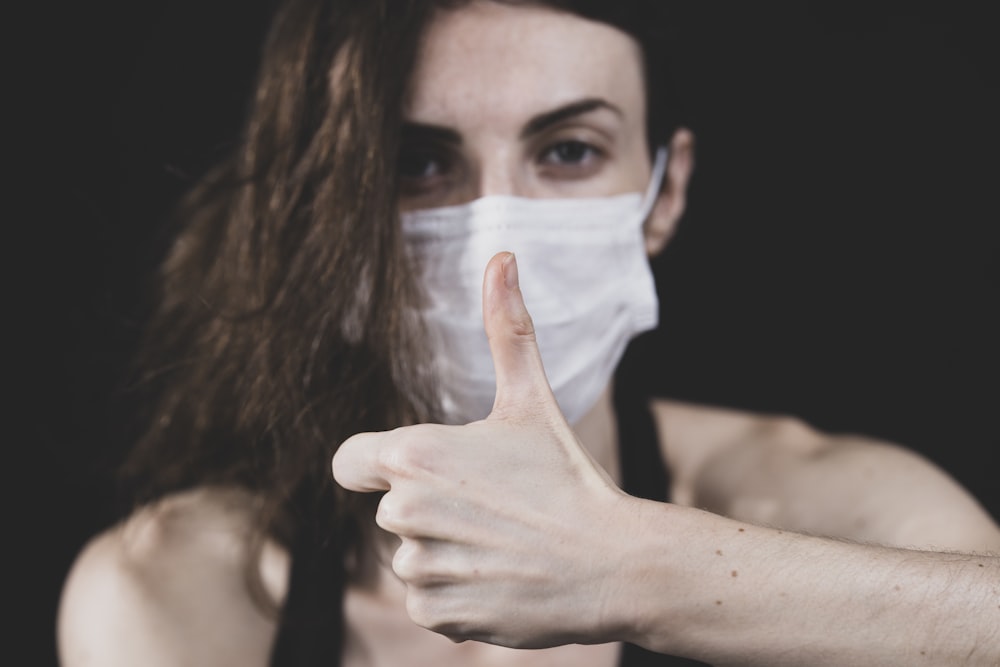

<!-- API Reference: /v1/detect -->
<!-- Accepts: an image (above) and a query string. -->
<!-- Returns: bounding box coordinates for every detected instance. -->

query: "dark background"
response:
[29,2,998,665]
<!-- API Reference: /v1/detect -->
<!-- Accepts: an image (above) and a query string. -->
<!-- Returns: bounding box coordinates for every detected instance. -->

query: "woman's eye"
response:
[537,139,606,181]
[398,146,454,198]
[398,150,446,180]
[542,140,598,165]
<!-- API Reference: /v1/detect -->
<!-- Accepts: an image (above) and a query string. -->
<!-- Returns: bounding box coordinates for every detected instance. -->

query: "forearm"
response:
[612,501,1000,667]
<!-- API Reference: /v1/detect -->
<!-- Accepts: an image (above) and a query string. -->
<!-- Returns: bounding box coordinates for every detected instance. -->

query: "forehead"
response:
[405,1,646,132]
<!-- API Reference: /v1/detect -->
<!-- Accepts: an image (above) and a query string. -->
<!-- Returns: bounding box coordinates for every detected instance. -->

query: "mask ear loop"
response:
[637,146,670,221]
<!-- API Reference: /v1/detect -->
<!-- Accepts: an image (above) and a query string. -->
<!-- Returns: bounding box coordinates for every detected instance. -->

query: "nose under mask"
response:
[401,146,668,425]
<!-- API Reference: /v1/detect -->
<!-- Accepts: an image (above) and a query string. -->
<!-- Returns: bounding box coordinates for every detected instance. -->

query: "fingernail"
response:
[502,252,518,290]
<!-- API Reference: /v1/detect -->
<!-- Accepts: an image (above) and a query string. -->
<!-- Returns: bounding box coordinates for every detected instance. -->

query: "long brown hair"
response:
[122,0,437,521]
[117,0,682,664]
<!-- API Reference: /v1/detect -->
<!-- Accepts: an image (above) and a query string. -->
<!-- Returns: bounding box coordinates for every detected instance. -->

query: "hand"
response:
[332,251,634,647]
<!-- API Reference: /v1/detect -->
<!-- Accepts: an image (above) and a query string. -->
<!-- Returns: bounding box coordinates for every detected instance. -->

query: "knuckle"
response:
[404,590,441,630]
[391,540,418,581]
[508,310,536,339]
[375,493,408,534]
[377,445,414,479]
[487,315,536,345]
[393,539,458,588]
[403,580,472,640]
[377,427,439,479]
[404,591,427,625]
[391,539,435,584]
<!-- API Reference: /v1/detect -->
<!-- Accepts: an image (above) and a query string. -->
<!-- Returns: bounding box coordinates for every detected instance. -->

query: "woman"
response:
[58,1,1000,666]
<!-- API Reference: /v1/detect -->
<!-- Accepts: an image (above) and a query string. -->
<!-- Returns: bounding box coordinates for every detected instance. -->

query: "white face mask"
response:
[401,147,668,425]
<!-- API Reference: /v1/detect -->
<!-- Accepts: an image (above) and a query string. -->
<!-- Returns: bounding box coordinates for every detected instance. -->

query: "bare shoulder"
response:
[57,486,290,667]
[649,398,1000,551]
[648,399,825,484]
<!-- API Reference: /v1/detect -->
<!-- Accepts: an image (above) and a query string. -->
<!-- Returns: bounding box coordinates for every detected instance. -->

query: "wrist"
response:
[603,497,697,653]
[603,500,791,660]
[592,495,695,650]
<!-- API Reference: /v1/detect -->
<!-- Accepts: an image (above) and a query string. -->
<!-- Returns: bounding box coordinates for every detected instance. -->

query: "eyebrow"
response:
[400,122,463,146]
[520,98,623,139]
[399,98,623,146]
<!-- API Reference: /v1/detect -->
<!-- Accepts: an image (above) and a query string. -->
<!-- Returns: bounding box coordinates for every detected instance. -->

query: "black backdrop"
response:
[29,3,998,665]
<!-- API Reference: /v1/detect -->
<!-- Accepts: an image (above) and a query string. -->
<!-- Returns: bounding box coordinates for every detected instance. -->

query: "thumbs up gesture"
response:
[332,251,636,647]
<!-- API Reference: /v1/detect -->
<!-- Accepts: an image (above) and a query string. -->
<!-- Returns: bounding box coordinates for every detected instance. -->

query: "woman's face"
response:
[399,1,654,212]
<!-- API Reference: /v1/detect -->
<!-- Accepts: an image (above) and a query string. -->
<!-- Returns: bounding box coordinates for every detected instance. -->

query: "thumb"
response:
[482,252,558,420]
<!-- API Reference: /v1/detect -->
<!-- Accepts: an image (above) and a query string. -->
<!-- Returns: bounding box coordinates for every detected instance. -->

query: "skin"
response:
[59,2,1000,666]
